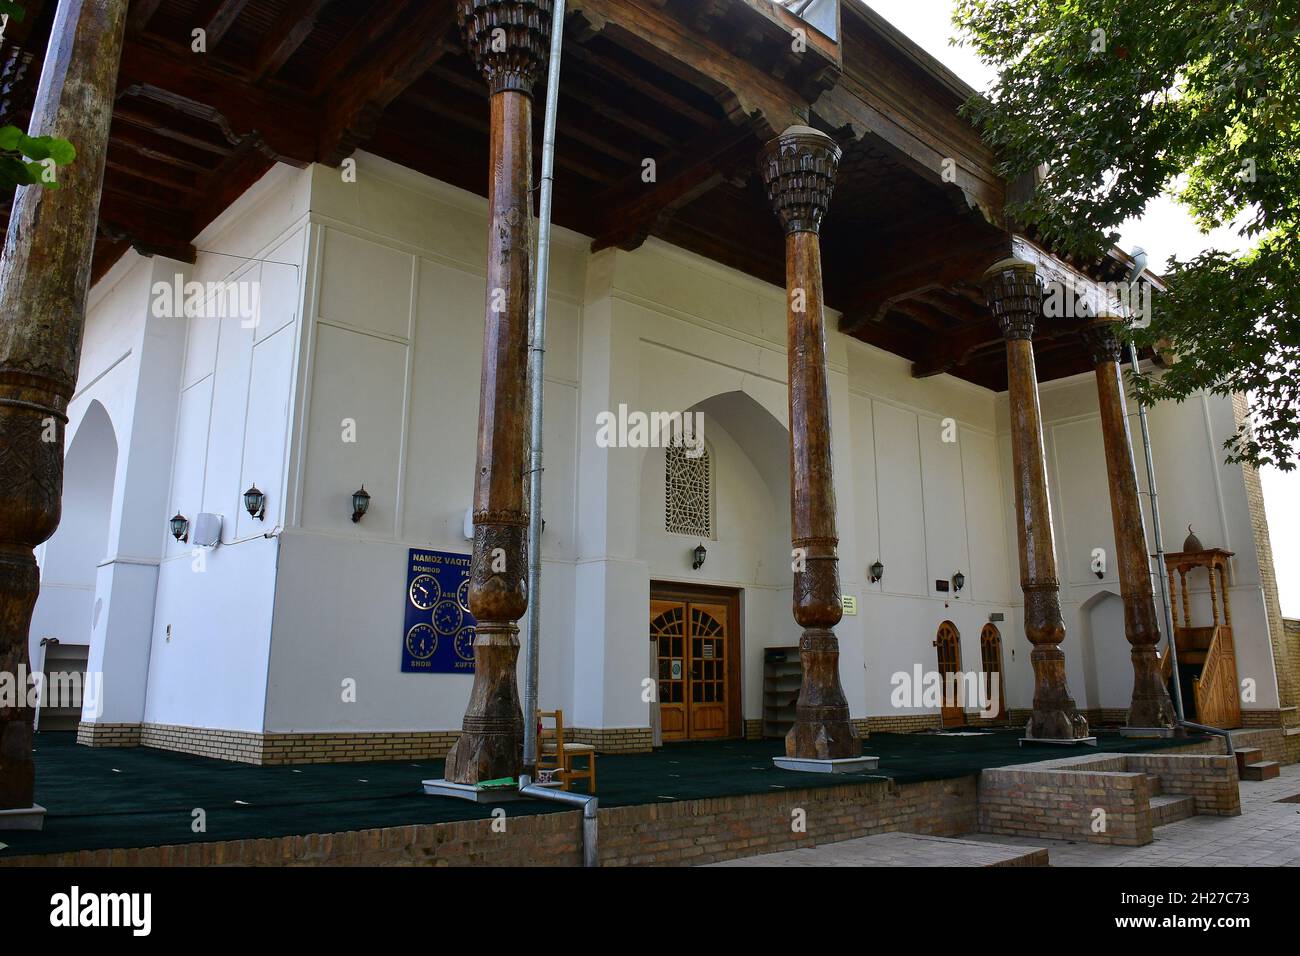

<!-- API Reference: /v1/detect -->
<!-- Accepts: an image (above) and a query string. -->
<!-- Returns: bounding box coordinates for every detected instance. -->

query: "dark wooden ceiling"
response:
[0,0,1142,391]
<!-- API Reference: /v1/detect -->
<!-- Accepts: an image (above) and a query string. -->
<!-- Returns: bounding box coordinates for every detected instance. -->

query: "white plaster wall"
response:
[140,164,312,732]
[263,155,585,733]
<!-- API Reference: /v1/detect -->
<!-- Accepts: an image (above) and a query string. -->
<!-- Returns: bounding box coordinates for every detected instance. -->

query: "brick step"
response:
[1233,747,1263,776]
[1241,761,1280,781]
[1150,794,1196,827]
[1145,774,1163,797]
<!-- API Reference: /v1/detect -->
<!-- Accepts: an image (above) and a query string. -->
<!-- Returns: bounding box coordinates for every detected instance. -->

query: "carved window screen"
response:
[664,442,712,538]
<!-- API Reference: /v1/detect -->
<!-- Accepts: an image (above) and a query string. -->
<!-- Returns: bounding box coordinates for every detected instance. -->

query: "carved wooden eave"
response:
[0,0,1162,391]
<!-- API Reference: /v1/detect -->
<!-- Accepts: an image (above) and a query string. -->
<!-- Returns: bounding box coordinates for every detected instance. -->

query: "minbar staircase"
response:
[1234,746,1280,782]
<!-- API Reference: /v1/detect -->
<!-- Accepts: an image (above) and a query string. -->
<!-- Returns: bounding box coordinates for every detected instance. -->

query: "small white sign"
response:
[840,595,858,615]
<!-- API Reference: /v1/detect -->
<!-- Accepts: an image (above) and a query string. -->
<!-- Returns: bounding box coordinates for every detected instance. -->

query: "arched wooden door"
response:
[979,623,1007,722]
[650,585,740,740]
[935,621,965,727]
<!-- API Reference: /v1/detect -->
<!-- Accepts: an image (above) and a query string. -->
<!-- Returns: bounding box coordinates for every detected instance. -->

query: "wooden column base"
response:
[1127,645,1178,729]
[1026,644,1090,740]
[787,629,860,760]
[0,547,40,810]
[443,623,524,784]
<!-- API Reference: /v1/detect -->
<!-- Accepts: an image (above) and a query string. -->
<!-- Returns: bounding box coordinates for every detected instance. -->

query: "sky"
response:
[862,0,1300,616]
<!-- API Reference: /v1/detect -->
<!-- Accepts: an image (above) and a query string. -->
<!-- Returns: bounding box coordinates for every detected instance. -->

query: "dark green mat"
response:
[0,728,1208,857]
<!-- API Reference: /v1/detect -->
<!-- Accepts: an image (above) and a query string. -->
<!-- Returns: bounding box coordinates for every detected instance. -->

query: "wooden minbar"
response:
[0,0,131,828]
[758,126,865,769]
[1164,539,1241,728]
[442,0,553,785]
[984,259,1091,744]
[1079,318,1176,731]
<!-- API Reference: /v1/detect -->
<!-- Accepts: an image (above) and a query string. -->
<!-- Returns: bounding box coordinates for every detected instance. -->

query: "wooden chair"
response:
[538,709,596,794]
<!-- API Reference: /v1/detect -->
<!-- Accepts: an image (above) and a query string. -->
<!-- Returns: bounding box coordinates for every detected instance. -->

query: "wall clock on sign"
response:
[457,578,471,614]
[433,599,464,636]
[454,626,475,662]
[406,623,438,660]
[409,574,441,611]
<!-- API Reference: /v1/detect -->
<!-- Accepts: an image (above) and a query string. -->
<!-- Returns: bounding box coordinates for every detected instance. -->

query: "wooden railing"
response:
[1192,624,1241,728]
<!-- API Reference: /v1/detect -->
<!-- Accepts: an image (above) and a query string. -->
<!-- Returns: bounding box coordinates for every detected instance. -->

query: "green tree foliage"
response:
[954,0,1299,469]
[0,1,76,190]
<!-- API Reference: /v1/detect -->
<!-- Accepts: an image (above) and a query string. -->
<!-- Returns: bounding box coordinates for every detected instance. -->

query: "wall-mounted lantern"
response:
[169,512,190,543]
[243,483,266,521]
[952,570,966,593]
[351,485,371,523]
[691,543,707,570]
[869,559,884,584]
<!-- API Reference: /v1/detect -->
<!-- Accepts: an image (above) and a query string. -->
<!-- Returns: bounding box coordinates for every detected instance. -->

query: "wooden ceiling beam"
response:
[118,40,322,164]
[126,0,164,37]
[318,2,458,165]
[569,0,807,136]
[562,40,716,129]
[194,0,254,48]
[113,103,235,156]
[590,122,760,252]
[309,0,410,95]
[253,0,336,83]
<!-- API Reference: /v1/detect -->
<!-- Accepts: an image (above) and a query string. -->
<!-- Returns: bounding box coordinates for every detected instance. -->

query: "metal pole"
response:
[1127,341,1186,724]
[522,0,567,776]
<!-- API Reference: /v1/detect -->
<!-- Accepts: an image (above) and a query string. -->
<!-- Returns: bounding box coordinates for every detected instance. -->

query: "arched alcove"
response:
[30,401,119,668]
[1077,588,1129,715]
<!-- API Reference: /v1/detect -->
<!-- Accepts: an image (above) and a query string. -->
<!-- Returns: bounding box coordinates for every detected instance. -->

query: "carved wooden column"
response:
[0,0,130,824]
[984,260,1090,742]
[759,127,860,761]
[1080,318,1176,730]
[443,0,550,784]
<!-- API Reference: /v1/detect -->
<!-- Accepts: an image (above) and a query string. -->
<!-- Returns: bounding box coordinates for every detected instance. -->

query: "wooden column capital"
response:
[757,125,841,236]
[1078,316,1125,367]
[983,258,1041,341]
[457,0,552,97]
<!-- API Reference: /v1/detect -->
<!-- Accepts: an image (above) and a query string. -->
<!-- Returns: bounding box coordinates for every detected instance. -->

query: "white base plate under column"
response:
[421,778,563,802]
[1018,736,1098,747]
[772,756,880,774]
[0,803,46,830]
[1119,726,1177,738]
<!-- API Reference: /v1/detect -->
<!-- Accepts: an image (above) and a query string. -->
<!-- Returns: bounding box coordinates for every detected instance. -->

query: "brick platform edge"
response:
[74,722,653,764]
[0,774,976,868]
[13,726,1294,868]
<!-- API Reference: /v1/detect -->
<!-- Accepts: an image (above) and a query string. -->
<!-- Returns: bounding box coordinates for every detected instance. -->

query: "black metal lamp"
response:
[952,570,966,593]
[243,483,266,520]
[351,485,371,523]
[691,542,707,570]
[169,512,189,543]
[869,559,884,584]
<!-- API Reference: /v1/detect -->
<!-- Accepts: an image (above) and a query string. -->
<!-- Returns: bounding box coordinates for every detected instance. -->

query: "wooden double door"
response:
[650,584,742,740]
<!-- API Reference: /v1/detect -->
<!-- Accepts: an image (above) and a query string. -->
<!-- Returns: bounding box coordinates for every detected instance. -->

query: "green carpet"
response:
[0,729,1208,858]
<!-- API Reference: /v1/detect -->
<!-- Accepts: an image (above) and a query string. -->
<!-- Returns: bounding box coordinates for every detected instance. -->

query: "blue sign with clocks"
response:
[402,548,476,673]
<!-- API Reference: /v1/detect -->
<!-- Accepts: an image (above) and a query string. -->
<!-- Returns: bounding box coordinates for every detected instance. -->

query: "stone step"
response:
[1150,794,1196,827]
[1233,747,1263,776]
[1241,761,1280,781]
[1145,774,1163,797]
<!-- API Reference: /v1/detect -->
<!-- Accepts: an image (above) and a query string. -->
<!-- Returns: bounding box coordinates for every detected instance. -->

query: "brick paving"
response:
[708,831,1047,867]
